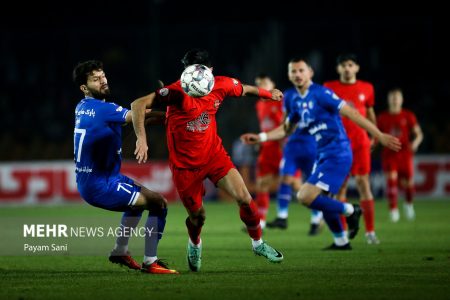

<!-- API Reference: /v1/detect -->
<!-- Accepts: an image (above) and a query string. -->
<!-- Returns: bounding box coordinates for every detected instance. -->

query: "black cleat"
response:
[322,243,352,251]
[346,204,362,239]
[266,217,288,229]
[308,223,322,236]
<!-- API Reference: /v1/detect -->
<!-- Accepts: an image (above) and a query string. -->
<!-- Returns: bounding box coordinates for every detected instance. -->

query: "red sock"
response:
[405,185,414,204]
[387,178,398,209]
[185,217,202,245]
[240,201,262,240]
[360,199,375,233]
[340,198,348,231]
[256,192,270,221]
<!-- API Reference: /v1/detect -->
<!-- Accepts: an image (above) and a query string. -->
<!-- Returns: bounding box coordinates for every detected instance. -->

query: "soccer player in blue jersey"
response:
[73,60,178,273]
[242,83,322,235]
[243,58,401,249]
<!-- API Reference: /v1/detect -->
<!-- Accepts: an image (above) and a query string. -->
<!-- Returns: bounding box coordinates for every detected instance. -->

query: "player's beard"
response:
[90,86,111,100]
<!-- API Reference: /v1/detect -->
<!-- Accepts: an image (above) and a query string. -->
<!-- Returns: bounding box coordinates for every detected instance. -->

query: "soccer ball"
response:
[180,64,215,97]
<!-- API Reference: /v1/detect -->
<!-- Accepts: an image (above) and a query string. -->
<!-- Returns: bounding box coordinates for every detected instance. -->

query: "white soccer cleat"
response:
[390,208,400,223]
[366,232,380,245]
[404,203,416,221]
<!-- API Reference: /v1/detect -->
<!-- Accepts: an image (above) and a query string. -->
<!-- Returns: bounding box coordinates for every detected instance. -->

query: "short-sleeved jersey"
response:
[287,83,350,159]
[155,76,243,169]
[283,87,316,146]
[377,109,417,155]
[74,98,129,186]
[324,80,374,146]
[255,98,283,132]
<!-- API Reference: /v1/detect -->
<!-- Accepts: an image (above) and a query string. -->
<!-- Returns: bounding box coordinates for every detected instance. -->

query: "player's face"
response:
[83,69,110,99]
[255,77,275,90]
[388,91,403,111]
[288,61,313,88]
[337,60,359,81]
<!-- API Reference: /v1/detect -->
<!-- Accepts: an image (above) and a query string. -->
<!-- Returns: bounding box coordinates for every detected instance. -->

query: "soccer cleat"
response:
[390,208,400,222]
[266,217,288,229]
[141,259,179,274]
[404,204,415,220]
[109,250,141,270]
[308,223,322,236]
[187,241,202,272]
[346,204,362,239]
[366,232,381,245]
[253,242,284,263]
[322,243,352,250]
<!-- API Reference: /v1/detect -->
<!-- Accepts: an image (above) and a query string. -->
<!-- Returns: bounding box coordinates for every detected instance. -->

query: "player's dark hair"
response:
[73,60,104,86]
[255,73,271,80]
[181,49,212,68]
[289,57,312,67]
[388,87,403,94]
[336,53,359,65]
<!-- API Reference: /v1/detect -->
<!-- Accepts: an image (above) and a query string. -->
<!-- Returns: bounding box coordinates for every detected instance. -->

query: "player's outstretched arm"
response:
[241,84,283,101]
[130,93,157,163]
[240,123,287,145]
[340,104,401,152]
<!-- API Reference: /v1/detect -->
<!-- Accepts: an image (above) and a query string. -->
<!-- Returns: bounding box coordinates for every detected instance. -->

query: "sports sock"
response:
[310,210,323,225]
[256,192,270,222]
[185,217,202,245]
[308,194,347,214]
[405,185,414,204]
[360,199,375,233]
[339,198,348,231]
[240,201,262,240]
[387,178,398,209]
[114,209,143,254]
[144,207,167,258]
[277,183,292,219]
[323,212,347,246]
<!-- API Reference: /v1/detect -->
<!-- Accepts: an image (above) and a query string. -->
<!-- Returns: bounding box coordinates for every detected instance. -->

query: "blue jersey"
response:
[74,98,129,187]
[283,87,315,145]
[287,83,350,160]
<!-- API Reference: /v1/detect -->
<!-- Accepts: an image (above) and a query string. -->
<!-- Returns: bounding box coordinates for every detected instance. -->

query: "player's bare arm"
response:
[411,124,424,152]
[130,93,157,163]
[241,123,287,145]
[340,104,401,152]
[241,84,283,101]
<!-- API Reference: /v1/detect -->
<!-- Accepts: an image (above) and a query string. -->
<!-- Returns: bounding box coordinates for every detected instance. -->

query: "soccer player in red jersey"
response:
[377,88,423,222]
[131,49,284,271]
[324,53,379,244]
[253,74,283,228]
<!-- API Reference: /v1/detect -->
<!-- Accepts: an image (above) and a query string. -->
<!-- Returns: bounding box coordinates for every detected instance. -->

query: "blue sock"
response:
[277,183,292,218]
[309,194,346,214]
[322,211,344,235]
[310,210,323,224]
[116,209,143,250]
[144,208,167,257]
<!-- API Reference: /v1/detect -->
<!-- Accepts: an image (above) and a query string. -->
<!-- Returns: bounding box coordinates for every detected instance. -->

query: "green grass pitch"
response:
[1,199,449,300]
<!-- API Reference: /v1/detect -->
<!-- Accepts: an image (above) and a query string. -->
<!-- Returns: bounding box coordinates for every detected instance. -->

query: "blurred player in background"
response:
[131,49,284,272]
[377,88,423,222]
[242,70,321,235]
[72,60,178,274]
[252,74,283,229]
[243,58,401,249]
[324,53,379,244]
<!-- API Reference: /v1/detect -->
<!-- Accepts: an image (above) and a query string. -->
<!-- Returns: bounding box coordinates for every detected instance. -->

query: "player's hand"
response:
[134,138,148,164]
[240,133,260,145]
[379,133,401,152]
[270,89,283,101]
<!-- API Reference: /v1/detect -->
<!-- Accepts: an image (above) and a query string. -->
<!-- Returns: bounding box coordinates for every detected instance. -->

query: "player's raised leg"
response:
[218,168,283,263]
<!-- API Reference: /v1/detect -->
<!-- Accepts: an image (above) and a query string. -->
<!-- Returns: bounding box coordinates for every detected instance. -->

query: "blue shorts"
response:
[78,174,142,212]
[307,153,352,195]
[279,141,316,179]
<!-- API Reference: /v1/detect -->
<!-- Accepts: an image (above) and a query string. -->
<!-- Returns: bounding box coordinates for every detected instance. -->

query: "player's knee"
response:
[189,212,206,227]
[297,189,313,205]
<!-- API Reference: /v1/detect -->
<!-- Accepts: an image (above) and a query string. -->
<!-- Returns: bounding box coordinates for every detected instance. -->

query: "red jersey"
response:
[256,98,283,132]
[155,76,243,169]
[324,80,375,146]
[377,109,417,156]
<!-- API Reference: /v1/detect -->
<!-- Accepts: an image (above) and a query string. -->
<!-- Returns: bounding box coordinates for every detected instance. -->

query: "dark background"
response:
[0,3,441,161]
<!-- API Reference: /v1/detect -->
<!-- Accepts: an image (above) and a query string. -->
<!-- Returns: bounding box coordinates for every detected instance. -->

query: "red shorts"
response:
[170,150,235,213]
[382,152,413,179]
[350,142,371,176]
[257,141,282,177]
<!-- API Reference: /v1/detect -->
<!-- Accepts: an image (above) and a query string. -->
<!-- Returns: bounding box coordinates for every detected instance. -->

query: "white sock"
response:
[260,220,266,229]
[143,256,157,265]
[343,204,354,216]
[189,238,202,248]
[334,235,349,246]
[277,211,288,219]
[252,239,263,249]
[113,243,128,254]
